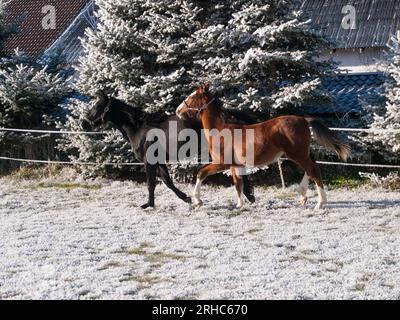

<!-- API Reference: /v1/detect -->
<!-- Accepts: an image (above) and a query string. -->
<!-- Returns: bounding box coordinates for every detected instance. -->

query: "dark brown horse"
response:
[176,84,350,210]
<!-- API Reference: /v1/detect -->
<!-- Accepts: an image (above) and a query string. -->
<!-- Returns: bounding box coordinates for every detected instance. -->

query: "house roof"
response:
[44,1,96,64]
[300,0,400,49]
[5,0,89,58]
[302,73,386,115]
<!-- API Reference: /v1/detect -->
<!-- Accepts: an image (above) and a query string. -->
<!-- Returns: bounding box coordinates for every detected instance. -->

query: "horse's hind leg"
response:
[141,163,157,209]
[297,173,309,206]
[312,175,326,210]
[158,164,191,204]
[231,167,244,208]
[290,156,326,210]
[302,159,326,210]
[193,163,229,207]
[242,174,255,203]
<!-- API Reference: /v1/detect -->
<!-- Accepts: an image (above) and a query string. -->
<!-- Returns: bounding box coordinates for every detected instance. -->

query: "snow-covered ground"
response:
[0,177,399,300]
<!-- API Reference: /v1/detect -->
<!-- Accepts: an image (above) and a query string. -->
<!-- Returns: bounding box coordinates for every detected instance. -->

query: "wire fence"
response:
[2,127,400,135]
[0,156,144,166]
[0,128,106,135]
[1,127,400,174]
[330,128,400,133]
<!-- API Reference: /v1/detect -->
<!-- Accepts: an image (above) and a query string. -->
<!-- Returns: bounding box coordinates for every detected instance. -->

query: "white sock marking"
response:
[298,173,309,196]
[193,178,202,204]
[298,173,309,206]
[315,186,327,210]
[234,168,244,208]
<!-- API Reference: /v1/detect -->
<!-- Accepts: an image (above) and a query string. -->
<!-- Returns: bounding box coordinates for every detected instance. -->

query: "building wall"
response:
[319,47,387,73]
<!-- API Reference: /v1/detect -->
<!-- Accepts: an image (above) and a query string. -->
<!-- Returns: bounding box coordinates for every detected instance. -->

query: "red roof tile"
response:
[5,0,88,57]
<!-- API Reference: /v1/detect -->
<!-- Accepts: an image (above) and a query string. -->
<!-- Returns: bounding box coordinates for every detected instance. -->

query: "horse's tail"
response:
[305,117,351,161]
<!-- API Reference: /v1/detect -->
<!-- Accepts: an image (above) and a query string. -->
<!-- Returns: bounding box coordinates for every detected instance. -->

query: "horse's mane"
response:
[142,112,169,126]
[212,96,259,125]
[111,98,168,127]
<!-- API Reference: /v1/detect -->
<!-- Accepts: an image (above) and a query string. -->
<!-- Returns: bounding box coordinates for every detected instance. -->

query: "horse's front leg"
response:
[231,167,245,208]
[141,162,157,209]
[193,163,229,207]
[158,164,191,204]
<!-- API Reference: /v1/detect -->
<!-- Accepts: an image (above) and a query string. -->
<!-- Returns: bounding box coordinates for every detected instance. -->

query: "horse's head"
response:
[176,84,213,120]
[81,91,113,130]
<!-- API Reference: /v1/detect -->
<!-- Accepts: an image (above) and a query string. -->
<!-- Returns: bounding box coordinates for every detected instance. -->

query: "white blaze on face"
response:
[176,90,197,119]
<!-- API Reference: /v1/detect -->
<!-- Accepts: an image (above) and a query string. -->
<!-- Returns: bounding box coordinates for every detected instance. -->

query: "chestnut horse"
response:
[176,84,350,210]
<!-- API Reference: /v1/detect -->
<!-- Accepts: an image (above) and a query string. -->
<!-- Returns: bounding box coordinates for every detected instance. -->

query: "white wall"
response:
[319,47,387,73]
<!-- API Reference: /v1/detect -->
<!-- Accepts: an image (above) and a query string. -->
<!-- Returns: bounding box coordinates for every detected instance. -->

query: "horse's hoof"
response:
[183,197,192,204]
[245,195,256,203]
[236,199,244,209]
[141,203,154,209]
[300,197,308,207]
[314,202,325,211]
[194,200,203,208]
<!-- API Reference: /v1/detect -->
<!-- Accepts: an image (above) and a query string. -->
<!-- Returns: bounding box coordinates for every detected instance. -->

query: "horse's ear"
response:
[95,90,108,103]
[197,83,210,94]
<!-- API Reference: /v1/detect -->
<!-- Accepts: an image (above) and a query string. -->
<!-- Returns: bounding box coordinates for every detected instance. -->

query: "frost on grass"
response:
[0,178,399,299]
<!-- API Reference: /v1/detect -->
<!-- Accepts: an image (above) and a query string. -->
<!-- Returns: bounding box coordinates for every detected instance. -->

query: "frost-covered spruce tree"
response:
[64,0,334,177]
[191,0,334,112]
[0,0,70,161]
[79,0,333,113]
[363,35,400,161]
[78,0,203,110]
[0,52,71,152]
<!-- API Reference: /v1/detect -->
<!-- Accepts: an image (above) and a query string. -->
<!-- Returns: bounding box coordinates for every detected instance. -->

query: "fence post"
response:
[278,158,285,190]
